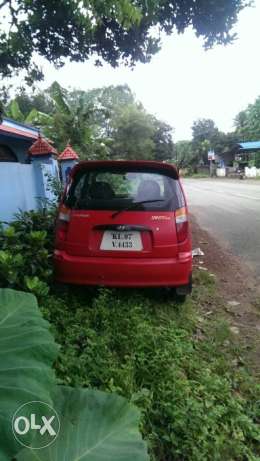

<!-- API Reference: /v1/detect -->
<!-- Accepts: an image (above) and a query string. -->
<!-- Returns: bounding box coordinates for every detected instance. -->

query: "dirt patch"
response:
[191,215,260,375]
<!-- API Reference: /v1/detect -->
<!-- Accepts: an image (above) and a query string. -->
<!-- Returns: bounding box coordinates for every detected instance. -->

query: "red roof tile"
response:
[58,143,79,160]
[29,134,57,156]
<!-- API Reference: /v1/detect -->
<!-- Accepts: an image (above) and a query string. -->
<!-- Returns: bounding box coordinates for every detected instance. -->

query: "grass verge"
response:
[41,271,260,461]
[182,173,210,178]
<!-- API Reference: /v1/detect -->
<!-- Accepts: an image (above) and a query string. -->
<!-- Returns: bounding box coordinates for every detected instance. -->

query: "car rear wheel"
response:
[174,274,192,302]
[175,293,187,304]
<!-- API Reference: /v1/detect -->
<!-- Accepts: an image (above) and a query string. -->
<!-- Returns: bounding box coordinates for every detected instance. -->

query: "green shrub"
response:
[42,288,260,461]
[0,209,55,296]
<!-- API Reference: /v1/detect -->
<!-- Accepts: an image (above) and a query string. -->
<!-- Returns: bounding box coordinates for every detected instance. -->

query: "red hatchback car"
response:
[54,160,192,298]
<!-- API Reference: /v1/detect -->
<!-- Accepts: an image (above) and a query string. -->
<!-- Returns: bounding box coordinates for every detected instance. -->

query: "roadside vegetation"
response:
[175,113,260,172]
[1,209,260,460]
[1,288,148,461]
[1,1,259,457]
[1,82,174,163]
[2,81,260,172]
[46,280,260,461]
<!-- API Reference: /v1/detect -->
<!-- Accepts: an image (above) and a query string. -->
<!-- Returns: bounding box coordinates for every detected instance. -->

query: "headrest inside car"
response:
[136,180,161,201]
[89,182,115,200]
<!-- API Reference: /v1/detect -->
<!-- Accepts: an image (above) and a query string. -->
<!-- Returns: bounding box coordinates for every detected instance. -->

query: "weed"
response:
[41,284,260,461]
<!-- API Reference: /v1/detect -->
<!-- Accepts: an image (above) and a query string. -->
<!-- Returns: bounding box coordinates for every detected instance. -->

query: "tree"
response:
[42,83,144,158]
[2,82,106,157]
[110,104,156,160]
[233,97,260,168]
[3,82,174,161]
[0,85,11,122]
[72,84,136,138]
[175,140,194,168]
[234,110,249,140]
[190,118,243,168]
[109,104,175,161]
[191,118,220,164]
[0,100,3,124]
[0,0,249,79]
[3,88,54,126]
[152,119,174,162]
[13,89,54,117]
[234,96,260,141]
[42,82,104,158]
[192,119,219,145]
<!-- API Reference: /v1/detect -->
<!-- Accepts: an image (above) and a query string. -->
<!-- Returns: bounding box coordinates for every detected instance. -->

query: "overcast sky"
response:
[32,1,260,140]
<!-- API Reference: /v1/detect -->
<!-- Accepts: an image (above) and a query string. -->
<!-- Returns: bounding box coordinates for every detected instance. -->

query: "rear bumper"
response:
[54,250,192,287]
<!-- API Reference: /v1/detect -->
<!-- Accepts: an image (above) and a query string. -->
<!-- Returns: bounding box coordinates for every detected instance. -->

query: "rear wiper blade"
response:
[111,200,164,219]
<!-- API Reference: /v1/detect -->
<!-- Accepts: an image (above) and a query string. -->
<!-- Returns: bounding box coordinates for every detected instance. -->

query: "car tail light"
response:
[56,206,71,241]
[175,207,188,243]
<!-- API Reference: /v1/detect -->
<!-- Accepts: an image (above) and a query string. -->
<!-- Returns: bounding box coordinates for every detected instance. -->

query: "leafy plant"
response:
[45,173,64,204]
[24,276,50,297]
[0,210,55,295]
[0,289,149,461]
[16,387,149,461]
[0,288,58,460]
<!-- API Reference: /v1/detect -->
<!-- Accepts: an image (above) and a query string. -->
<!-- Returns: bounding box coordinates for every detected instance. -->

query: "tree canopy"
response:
[234,96,260,141]
[2,82,174,161]
[174,116,245,170]
[4,81,260,168]
[0,0,249,79]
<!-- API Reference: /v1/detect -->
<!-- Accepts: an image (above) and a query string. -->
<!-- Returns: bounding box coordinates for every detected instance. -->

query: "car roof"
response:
[71,160,179,180]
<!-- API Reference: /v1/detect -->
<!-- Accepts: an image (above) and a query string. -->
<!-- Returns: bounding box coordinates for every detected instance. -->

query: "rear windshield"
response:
[64,168,185,212]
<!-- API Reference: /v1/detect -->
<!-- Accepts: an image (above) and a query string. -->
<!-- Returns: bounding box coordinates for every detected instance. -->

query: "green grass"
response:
[3,210,259,460]
[41,272,260,461]
[184,173,210,178]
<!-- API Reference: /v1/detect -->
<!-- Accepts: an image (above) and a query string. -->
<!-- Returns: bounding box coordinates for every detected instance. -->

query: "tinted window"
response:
[65,168,185,211]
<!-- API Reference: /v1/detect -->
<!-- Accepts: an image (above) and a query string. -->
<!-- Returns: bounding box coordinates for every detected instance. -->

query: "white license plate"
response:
[100,231,143,251]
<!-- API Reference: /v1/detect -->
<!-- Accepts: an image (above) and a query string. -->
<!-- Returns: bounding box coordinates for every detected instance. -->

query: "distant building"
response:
[216,141,260,178]
[219,141,260,168]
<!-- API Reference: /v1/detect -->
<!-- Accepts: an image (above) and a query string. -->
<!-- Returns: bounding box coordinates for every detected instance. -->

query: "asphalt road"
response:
[183,178,260,277]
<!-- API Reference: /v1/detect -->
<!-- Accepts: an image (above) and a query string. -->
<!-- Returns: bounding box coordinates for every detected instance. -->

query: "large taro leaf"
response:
[0,289,59,460]
[17,386,150,461]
